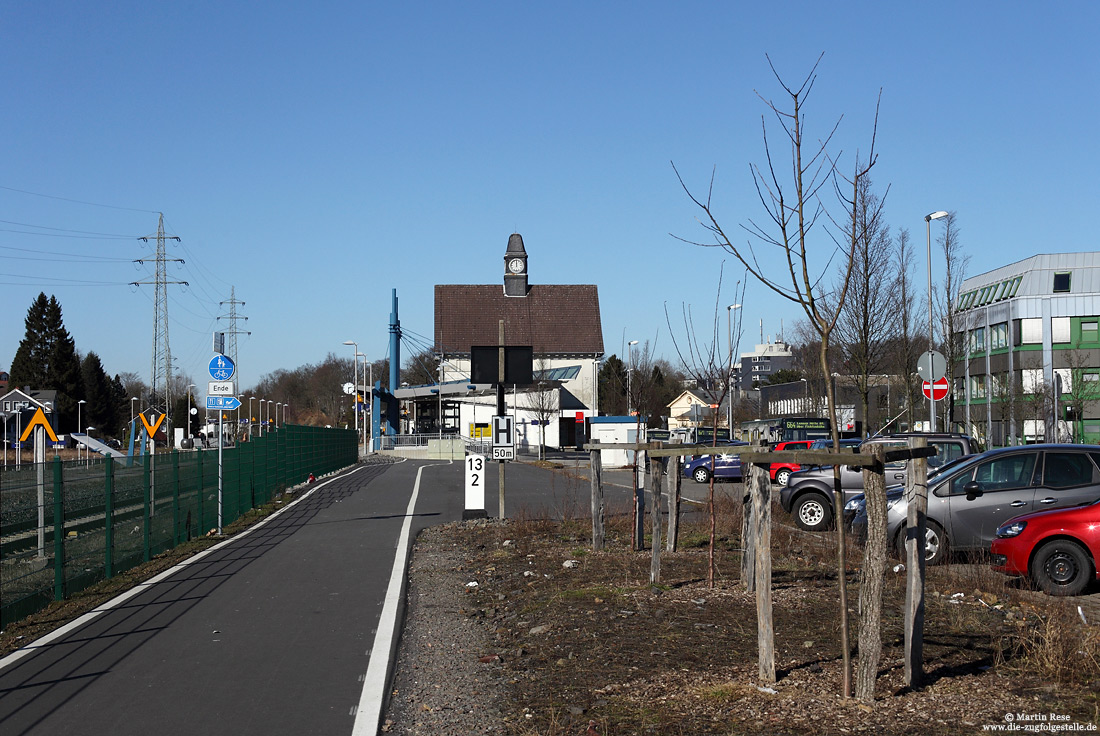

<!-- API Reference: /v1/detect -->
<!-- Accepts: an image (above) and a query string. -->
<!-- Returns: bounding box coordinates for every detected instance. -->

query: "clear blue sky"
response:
[2,2,1097,391]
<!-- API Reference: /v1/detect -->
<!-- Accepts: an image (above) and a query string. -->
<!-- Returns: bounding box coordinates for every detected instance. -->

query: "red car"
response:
[770,440,812,486]
[990,498,1100,596]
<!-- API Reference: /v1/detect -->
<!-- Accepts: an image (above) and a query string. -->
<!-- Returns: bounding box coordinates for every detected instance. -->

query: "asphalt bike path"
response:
[0,458,464,736]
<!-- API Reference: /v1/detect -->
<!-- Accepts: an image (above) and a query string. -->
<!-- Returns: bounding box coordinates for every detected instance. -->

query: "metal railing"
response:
[0,424,357,627]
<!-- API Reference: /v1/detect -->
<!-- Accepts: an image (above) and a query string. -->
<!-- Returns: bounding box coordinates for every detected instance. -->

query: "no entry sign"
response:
[922,377,950,401]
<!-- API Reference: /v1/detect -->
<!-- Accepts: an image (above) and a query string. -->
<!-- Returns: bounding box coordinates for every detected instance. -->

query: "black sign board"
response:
[470,346,534,386]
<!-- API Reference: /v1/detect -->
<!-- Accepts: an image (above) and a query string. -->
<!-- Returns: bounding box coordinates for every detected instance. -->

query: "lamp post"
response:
[925,210,949,432]
[85,426,95,466]
[726,304,742,430]
[247,396,254,438]
[626,340,639,416]
[276,403,283,429]
[77,399,86,461]
[343,340,359,438]
[356,352,369,455]
[186,384,196,441]
[268,401,274,434]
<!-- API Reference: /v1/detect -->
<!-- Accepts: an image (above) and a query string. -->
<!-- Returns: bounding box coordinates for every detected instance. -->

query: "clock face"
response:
[508,258,524,274]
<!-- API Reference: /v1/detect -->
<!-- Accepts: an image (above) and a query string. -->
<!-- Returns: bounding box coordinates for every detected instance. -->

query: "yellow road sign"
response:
[139,412,166,437]
[19,407,59,442]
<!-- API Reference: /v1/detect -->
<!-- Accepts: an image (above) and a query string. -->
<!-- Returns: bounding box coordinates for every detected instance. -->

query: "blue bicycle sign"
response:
[208,354,236,381]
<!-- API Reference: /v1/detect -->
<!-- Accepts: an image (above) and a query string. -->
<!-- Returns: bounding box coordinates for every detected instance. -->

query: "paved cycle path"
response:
[0,458,465,736]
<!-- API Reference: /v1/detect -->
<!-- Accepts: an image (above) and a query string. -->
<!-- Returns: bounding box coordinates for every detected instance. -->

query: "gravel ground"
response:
[383,521,507,735]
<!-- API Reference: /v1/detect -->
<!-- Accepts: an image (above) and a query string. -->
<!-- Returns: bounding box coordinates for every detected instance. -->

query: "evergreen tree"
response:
[8,293,84,433]
[8,293,51,388]
[82,353,118,437]
[598,355,628,415]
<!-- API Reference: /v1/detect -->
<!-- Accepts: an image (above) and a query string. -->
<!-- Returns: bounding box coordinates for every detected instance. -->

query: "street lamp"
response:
[726,304,742,429]
[186,384,196,440]
[247,396,254,438]
[926,210,949,432]
[343,340,359,438]
[276,403,283,429]
[268,401,274,433]
[77,399,86,461]
[627,340,639,416]
[131,396,138,425]
[357,352,370,455]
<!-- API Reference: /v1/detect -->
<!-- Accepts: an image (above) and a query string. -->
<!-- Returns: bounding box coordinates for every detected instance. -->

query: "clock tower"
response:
[503,232,528,297]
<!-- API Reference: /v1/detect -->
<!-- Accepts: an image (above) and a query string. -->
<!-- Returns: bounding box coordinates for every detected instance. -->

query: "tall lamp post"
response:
[926,210,949,432]
[247,396,254,438]
[356,352,370,454]
[268,401,274,434]
[276,403,283,429]
[343,340,359,438]
[77,399,86,461]
[626,340,639,416]
[186,384,196,440]
[726,304,742,430]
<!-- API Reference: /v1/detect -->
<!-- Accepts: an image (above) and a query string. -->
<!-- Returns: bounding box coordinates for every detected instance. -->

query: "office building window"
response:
[970,375,987,399]
[970,327,985,352]
[1018,318,1043,345]
[1053,316,1071,344]
[991,322,1009,349]
[1053,271,1071,293]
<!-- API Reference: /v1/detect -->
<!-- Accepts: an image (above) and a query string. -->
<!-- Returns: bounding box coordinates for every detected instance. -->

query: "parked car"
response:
[990,498,1100,596]
[843,453,977,528]
[781,433,975,532]
[850,444,1100,566]
[768,440,813,486]
[683,441,750,483]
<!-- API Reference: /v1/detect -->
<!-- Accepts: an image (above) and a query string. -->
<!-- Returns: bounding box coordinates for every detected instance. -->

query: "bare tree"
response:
[665,269,744,584]
[529,360,558,460]
[833,176,895,435]
[892,228,924,431]
[934,212,969,431]
[673,55,880,698]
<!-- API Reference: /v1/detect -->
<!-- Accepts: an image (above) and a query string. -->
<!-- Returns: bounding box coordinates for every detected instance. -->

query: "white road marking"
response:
[0,467,362,672]
[352,461,446,735]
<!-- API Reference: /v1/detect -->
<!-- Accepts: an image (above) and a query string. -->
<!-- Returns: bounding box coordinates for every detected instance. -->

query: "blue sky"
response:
[2,2,1097,392]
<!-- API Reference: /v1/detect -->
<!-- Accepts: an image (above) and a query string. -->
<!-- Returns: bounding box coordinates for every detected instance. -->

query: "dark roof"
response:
[435,284,603,356]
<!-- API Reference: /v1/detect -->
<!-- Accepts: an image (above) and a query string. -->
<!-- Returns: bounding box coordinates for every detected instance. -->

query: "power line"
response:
[0,184,159,214]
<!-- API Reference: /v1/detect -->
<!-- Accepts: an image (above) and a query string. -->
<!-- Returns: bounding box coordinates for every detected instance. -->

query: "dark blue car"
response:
[683,442,749,483]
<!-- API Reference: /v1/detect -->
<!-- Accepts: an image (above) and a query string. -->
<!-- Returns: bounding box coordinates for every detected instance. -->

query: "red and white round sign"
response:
[922,377,949,401]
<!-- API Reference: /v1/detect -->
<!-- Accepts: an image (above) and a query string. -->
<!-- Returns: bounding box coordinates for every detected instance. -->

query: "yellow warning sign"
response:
[139,412,165,437]
[19,407,59,443]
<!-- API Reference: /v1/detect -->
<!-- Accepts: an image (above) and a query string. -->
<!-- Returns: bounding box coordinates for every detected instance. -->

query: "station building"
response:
[397,233,604,451]
[952,252,1100,445]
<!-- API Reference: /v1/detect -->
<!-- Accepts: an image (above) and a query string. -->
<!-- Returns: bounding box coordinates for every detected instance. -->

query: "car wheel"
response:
[692,466,711,484]
[775,468,792,487]
[1031,540,1093,596]
[895,520,947,565]
[793,494,833,532]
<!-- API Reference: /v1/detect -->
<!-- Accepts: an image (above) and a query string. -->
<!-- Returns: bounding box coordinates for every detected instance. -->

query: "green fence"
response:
[0,424,357,628]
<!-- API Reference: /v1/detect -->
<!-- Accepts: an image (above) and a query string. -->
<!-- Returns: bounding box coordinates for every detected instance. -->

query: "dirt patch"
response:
[388,515,1100,735]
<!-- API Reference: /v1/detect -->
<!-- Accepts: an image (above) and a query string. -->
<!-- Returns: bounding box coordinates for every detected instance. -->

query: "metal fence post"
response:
[105,454,114,578]
[172,450,181,546]
[197,447,205,535]
[143,451,152,562]
[53,457,64,601]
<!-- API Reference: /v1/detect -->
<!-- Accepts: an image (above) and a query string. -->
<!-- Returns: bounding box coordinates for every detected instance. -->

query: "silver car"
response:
[850,444,1100,565]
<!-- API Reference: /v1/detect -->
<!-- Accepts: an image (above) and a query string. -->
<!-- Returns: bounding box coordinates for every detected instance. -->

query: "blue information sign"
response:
[206,396,242,410]
[208,354,235,381]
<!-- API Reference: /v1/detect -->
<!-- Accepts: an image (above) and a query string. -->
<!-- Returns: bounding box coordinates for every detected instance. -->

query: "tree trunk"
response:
[904,437,929,688]
[823,338,853,698]
[856,443,888,702]
[748,462,775,682]
[590,449,604,551]
[666,455,681,552]
[650,457,665,583]
[742,441,764,592]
